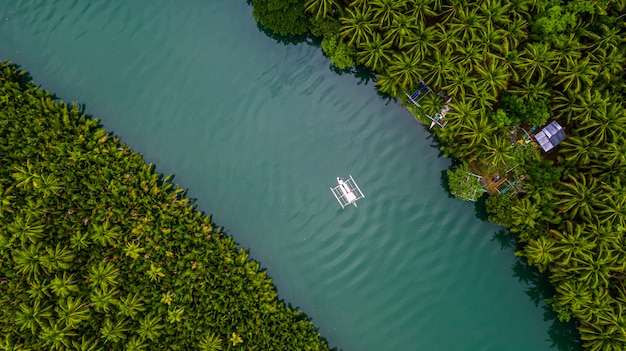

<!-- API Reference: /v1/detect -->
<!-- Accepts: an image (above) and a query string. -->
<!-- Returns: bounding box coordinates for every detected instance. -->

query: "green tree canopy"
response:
[447,163,485,202]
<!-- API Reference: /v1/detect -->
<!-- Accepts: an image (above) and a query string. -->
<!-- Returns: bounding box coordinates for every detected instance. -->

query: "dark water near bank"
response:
[1,1,574,349]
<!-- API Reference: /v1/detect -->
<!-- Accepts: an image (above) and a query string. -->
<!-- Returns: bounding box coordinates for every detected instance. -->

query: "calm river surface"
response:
[1,1,561,350]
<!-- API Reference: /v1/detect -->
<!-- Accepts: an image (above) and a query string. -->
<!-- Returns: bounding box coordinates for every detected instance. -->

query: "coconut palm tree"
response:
[444,96,481,130]
[479,0,512,26]
[576,100,626,146]
[456,43,484,73]
[407,0,437,23]
[14,300,53,334]
[387,51,422,90]
[510,197,544,230]
[56,296,90,329]
[554,174,601,221]
[374,72,400,96]
[89,286,118,313]
[387,14,417,48]
[571,250,623,289]
[40,321,77,350]
[551,90,578,124]
[358,33,393,71]
[442,64,475,97]
[371,0,407,27]
[421,49,458,89]
[590,46,626,86]
[507,0,534,18]
[88,262,119,290]
[482,134,515,171]
[555,56,599,94]
[558,134,602,166]
[506,17,528,49]
[551,221,596,266]
[304,0,341,19]
[571,88,611,125]
[433,23,462,55]
[49,272,79,298]
[137,314,163,341]
[579,321,626,351]
[475,21,510,55]
[199,333,223,351]
[71,335,102,351]
[519,42,559,83]
[555,280,593,315]
[586,23,625,52]
[596,184,626,227]
[401,21,437,60]
[339,6,376,47]
[474,58,511,97]
[125,336,149,351]
[520,236,557,272]
[440,0,470,23]
[456,112,499,149]
[551,33,584,69]
[117,292,146,320]
[451,6,485,43]
[600,140,626,169]
[100,318,128,344]
[13,243,46,280]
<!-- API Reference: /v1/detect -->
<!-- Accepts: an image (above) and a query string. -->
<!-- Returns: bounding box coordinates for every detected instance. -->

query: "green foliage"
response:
[447,164,485,202]
[532,6,577,35]
[321,34,356,69]
[488,109,513,128]
[251,0,309,36]
[485,194,517,227]
[525,160,561,189]
[308,16,340,38]
[0,62,330,351]
[500,94,550,127]
[246,0,626,345]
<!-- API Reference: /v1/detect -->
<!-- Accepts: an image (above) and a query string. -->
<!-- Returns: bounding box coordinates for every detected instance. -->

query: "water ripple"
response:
[0,1,554,350]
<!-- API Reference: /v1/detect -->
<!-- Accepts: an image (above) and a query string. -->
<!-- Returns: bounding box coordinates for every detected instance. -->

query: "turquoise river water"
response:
[0,1,576,350]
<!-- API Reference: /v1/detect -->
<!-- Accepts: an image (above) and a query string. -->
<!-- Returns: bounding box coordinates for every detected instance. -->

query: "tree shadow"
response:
[6,62,34,87]
[473,194,489,221]
[510,254,584,351]
[491,228,517,250]
[352,65,377,86]
[439,169,454,199]
[254,22,309,46]
[329,64,355,76]
[373,88,396,105]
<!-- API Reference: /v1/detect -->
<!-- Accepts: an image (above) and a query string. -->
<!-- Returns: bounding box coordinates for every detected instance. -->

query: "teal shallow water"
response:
[1,1,558,349]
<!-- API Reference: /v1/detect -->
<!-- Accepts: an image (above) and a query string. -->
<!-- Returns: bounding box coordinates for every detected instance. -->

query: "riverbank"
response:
[0,61,332,350]
[249,0,626,349]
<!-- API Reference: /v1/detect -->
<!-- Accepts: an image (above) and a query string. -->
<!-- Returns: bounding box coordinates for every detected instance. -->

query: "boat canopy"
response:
[330,175,365,209]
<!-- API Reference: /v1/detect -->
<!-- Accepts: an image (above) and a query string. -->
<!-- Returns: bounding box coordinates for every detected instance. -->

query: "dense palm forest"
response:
[0,62,331,350]
[250,0,626,349]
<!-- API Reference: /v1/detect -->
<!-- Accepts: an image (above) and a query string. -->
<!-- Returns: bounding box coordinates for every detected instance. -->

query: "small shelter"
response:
[534,121,566,152]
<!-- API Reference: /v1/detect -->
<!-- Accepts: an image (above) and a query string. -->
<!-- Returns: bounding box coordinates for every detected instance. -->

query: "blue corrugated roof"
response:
[536,121,565,152]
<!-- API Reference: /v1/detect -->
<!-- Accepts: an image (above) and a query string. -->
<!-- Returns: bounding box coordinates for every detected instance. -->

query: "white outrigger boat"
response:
[330,175,365,208]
